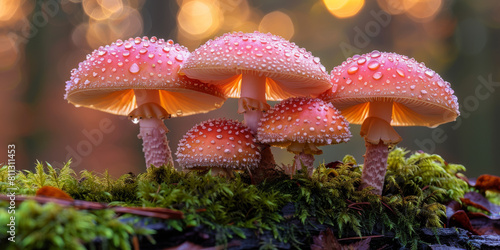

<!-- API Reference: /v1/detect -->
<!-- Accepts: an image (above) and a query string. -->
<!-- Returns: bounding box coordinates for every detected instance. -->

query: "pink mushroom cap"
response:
[182,31,331,100]
[257,97,351,150]
[320,51,460,127]
[65,36,226,117]
[176,119,261,169]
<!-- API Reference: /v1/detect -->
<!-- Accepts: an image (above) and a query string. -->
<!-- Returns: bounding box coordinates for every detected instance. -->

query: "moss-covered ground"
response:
[0,148,472,249]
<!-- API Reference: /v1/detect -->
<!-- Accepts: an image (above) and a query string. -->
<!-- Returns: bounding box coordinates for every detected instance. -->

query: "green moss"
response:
[0,200,153,250]
[0,147,470,249]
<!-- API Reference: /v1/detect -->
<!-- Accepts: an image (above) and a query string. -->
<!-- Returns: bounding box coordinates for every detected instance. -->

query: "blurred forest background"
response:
[1,0,499,177]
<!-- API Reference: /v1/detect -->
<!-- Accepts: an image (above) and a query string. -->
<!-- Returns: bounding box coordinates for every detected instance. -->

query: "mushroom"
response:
[257,97,351,176]
[65,37,226,168]
[320,51,460,194]
[176,118,261,176]
[182,31,331,169]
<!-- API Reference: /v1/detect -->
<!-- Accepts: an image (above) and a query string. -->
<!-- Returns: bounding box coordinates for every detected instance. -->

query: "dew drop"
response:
[371,50,381,58]
[175,55,184,62]
[98,50,107,56]
[122,51,130,57]
[347,66,358,75]
[410,85,416,90]
[132,118,140,124]
[176,110,183,116]
[368,61,380,70]
[396,68,405,77]
[129,63,140,74]
[372,72,383,80]
[424,70,435,78]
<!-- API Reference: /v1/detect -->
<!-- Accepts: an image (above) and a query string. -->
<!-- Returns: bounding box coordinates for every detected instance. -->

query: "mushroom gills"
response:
[128,102,171,121]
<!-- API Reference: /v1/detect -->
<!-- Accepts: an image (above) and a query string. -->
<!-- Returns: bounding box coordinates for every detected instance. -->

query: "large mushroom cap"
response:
[320,51,460,127]
[257,97,351,149]
[176,118,261,169]
[182,31,331,101]
[65,36,226,117]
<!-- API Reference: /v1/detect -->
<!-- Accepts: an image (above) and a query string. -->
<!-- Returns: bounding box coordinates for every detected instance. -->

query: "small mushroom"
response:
[320,51,460,194]
[182,31,331,170]
[65,37,226,168]
[176,118,261,176]
[257,97,351,176]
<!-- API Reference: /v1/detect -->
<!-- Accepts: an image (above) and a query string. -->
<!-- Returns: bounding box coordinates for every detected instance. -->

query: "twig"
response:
[0,194,184,219]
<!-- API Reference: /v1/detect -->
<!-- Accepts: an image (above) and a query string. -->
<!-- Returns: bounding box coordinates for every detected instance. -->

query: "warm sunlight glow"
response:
[259,11,295,40]
[82,0,124,21]
[323,0,365,19]
[177,0,221,37]
[404,0,442,21]
[377,0,406,15]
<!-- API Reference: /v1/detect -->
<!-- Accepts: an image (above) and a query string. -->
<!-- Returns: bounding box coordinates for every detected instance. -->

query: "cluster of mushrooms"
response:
[65,32,459,195]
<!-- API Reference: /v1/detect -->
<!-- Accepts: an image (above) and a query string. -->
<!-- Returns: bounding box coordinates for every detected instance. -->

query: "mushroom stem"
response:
[138,118,174,167]
[360,101,394,195]
[293,152,315,177]
[240,74,276,173]
[240,73,267,133]
[133,89,173,168]
[360,141,389,195]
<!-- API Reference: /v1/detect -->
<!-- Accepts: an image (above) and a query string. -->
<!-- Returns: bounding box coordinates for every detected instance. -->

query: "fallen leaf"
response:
[35,186,73,201]
[311,228,372,250]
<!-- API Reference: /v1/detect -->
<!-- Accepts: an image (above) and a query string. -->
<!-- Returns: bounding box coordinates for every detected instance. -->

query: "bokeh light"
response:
[377,0,406,15]
[322,0,365,19]
[0,34,20,70]
[82,0,124,21]
[0,0,21,22]
[404,0,442,21]
[84,3,143,48]
[258,11,294,40]
[177,0,221,38]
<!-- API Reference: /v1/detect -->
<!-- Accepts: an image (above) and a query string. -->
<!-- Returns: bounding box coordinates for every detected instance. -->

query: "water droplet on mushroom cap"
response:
[372,72,383,80]
[129,63,140,74]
